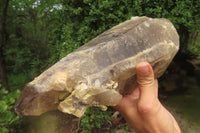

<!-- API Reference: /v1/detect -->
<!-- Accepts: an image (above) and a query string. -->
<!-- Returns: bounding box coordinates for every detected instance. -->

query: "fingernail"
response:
[137,62,150,76]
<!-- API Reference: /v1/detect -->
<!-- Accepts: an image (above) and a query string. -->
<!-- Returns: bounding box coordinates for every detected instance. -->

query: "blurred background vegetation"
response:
[0,0,200,132]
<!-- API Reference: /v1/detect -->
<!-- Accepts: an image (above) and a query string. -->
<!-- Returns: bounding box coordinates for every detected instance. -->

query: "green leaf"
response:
[0,127,9,133]
[0,101,8,113]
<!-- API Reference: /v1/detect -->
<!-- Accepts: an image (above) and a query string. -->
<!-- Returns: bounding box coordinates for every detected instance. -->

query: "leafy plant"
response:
[188,44,200,58]
[7,73,29,89]
[0,84,22,133]
[121,125,130,131]
[111,128,118,133]
[187,31,200,58]
[80,107,113,132]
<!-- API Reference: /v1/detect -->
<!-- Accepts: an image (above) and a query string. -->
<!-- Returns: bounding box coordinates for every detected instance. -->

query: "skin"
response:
[114,62,181,133]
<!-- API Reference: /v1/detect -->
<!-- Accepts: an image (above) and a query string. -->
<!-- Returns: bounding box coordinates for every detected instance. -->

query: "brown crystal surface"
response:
[15,16,179,117]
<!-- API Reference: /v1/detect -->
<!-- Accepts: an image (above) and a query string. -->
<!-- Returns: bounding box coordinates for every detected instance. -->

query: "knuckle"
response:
[138,102,153,115]
[137,77,154,87]
[137,100,158,115]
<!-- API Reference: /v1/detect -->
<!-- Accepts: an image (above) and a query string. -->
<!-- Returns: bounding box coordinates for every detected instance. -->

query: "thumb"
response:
[136,62,156,105]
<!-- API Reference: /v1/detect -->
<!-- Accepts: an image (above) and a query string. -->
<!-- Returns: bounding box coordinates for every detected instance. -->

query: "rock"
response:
[15,16,179,117]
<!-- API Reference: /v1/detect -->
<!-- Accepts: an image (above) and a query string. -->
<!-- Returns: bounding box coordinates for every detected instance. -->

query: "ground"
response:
[163,76,200,133]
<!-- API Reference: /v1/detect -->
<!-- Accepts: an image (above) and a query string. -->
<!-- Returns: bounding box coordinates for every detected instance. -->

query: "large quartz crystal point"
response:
[15,16,179,117]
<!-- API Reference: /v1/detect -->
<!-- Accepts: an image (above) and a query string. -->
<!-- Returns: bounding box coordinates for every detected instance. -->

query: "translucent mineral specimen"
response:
[15,16,179,117]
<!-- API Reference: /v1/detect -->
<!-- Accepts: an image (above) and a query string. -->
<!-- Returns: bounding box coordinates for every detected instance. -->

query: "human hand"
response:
[114,62,181,133]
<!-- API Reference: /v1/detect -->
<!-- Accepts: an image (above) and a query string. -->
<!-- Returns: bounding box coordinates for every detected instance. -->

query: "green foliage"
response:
[121,125,130,131]
[51,0,132,61]
[127,0,200,32]
[0,84,22,133]
[187,30,200,58]
[80,107,112,132]
[188,43,200,58]
[54,0,200,61]
[7,73,30,89]
[111,128,118,133]
[129,0,200,57]
[111,125,130,133]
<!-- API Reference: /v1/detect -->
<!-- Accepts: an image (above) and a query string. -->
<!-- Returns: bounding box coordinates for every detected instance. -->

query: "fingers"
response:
[136,62,155,99]
[154,79,158,98]
[115,62,159,115]
[136,62,158,114]
[130,87,140,99]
